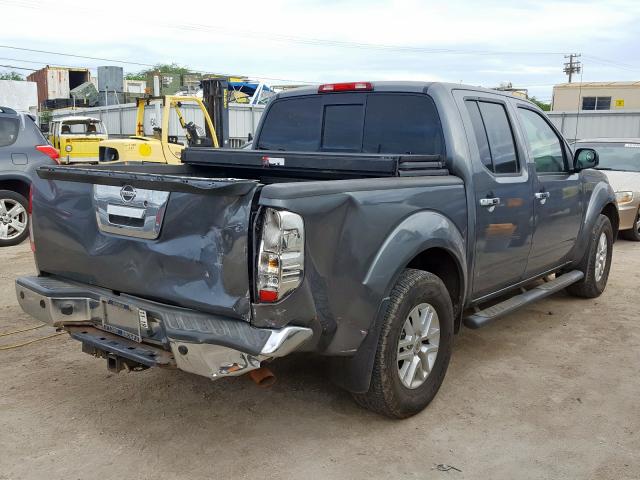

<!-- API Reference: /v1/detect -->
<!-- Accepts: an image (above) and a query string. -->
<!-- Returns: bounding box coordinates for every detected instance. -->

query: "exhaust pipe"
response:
[248,367,276,388]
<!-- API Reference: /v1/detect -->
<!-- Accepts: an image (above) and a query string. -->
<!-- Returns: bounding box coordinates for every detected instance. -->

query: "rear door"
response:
[455,92,534,299]
[515,105,583,275]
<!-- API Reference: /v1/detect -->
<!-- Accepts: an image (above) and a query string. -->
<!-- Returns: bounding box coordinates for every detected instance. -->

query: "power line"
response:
[0,45,317,84]
[0,0,568,57]
[0,64,35,71]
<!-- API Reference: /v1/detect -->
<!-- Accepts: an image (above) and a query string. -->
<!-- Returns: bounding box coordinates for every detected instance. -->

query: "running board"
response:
[463,270,584,329]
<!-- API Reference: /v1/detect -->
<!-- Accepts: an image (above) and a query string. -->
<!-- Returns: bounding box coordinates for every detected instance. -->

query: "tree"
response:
[125,63,192,80]
[0,71,24,81]
[529,96,551,111]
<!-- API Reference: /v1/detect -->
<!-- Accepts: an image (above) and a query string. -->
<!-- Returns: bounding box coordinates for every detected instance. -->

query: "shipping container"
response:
[26,66,90,107]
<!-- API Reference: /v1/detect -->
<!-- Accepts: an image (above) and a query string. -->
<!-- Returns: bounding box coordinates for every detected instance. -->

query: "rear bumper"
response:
[15,275,312,379]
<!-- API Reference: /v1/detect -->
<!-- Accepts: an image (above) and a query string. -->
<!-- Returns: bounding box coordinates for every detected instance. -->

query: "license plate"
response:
[101,299,143,343]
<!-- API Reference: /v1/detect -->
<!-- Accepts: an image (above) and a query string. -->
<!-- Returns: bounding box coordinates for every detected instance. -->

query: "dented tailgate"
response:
[32,166,259,321]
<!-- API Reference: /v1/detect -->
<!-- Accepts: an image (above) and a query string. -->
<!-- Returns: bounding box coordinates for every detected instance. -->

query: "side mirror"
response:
[574,148,599,171]
[247,132,253,142]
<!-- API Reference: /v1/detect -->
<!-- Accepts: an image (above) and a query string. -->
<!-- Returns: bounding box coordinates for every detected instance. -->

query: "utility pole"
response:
[563,54,582,83]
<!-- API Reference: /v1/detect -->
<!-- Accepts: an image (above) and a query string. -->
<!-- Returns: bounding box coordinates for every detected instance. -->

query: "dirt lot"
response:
[0,241,638,480]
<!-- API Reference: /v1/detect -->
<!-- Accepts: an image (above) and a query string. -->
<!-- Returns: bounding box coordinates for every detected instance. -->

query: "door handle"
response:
[535,191,550,204]
[479,197,500,212]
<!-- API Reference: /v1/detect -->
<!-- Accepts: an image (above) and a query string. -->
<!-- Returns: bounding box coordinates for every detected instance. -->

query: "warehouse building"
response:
[552,81,640,111]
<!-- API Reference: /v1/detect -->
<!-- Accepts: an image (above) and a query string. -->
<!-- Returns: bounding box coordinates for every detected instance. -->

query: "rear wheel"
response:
[0,190,29,247]
[352,269,453,418]
[620,209,640,241]
[566,214,613,298]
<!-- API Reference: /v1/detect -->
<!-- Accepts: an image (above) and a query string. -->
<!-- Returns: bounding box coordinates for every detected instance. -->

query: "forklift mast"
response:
[201,78,230,148]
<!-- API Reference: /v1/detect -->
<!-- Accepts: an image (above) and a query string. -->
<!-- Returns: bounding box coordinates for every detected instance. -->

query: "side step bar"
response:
[463,270,584,329]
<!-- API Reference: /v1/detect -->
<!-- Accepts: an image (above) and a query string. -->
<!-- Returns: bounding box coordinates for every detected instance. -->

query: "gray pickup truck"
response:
[16,82,618,418]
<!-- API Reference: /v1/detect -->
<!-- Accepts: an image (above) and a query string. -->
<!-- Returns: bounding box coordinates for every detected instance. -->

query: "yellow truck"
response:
[98,95,218,164]
[49,116,107,164]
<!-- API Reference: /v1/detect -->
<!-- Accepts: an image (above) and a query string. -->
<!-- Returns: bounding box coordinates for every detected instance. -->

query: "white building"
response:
[0,80,38,114]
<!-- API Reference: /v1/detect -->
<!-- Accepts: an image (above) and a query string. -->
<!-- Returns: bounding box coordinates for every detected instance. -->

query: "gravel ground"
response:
[0,240,638,480]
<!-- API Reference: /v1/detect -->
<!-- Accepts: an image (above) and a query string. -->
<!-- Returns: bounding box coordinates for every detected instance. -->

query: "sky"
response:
[1,0,640,102]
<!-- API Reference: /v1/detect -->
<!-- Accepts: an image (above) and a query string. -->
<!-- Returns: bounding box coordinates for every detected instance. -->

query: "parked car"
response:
[0,106,58,247]
[572,138,640,241]
[16,82,618,418]
[48,116,107,164]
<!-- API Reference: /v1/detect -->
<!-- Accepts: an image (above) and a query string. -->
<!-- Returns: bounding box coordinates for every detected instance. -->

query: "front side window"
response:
[518,108,566,173]
[464,100,519,174]
[0,117,20,147]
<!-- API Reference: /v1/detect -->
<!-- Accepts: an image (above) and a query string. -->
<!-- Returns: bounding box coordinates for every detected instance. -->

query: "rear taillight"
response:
[318,82,373,93]
[257,208,304,303]
[28,184,35,253]
[36,145,60,164]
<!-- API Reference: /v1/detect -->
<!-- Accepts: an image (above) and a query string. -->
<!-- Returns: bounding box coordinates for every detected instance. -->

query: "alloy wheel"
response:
[397,303,440,389]
[594,232,608,282]
[0,199,27,241]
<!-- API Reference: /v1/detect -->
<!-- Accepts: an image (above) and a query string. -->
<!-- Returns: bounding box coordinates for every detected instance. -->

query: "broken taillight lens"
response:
[256,208,304,303]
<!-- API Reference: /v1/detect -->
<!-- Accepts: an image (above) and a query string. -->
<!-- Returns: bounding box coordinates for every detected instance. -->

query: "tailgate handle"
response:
[107,204,146,219]
[94,185,169,240]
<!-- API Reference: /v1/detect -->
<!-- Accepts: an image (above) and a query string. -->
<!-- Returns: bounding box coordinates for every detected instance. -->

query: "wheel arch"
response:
[406,246,465,332]
[0,175,31,199]
[600,202,619,239]
[330,210,467,394]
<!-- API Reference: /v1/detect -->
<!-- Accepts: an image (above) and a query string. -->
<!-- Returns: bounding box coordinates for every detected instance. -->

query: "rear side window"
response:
[465,101,492,170]
[0,117,20,147]
[257,92,443,155]
[258,96,322,151]
[465,100,519,174]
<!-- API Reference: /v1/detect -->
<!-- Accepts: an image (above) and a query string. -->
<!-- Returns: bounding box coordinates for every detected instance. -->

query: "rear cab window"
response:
[257,92,444,156]
[0,117,20,147]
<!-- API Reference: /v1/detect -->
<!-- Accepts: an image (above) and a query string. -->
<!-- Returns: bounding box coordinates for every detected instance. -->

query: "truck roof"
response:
[55,116,102,123]
[276,81,532,102]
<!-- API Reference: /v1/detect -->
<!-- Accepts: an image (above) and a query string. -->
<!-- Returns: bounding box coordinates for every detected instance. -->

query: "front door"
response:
[458,94,534,299]
[516,106,583,276]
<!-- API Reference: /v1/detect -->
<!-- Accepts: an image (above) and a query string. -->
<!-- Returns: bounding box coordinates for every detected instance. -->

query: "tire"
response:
[620,209,640,241]
[0,190,29,247]
[566,214,613,298]
[352,269,454,419]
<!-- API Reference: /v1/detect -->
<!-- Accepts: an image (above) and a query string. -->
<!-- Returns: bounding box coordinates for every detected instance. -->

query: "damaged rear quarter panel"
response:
[253,176,467,354]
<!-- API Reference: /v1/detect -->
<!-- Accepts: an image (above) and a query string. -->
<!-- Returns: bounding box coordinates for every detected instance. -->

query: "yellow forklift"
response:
[98,95,219,164]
